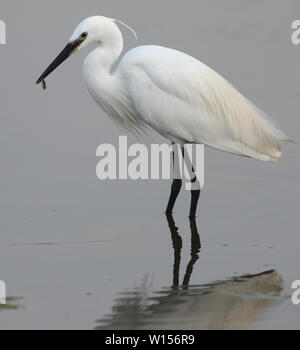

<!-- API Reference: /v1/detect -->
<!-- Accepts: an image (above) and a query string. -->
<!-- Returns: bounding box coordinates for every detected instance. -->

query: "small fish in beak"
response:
[36,35,87,90]
[41,79,46,90]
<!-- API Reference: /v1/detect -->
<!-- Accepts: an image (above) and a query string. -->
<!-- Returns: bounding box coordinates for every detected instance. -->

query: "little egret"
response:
[36,16,290,217]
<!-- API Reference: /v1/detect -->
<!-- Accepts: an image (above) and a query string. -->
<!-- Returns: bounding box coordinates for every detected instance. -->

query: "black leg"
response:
[166,143,182,215]
[181,147,201,218]
[166,179,182,215]
[189,177,201,218]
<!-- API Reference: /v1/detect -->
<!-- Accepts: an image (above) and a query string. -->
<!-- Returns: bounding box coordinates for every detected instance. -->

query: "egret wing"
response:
[122,46,287,161]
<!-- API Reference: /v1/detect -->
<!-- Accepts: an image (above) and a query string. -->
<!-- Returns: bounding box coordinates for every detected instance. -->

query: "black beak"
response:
[36,39,81,89]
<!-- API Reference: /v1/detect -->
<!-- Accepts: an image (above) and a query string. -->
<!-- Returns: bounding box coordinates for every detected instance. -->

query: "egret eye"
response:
[81,32,88,39]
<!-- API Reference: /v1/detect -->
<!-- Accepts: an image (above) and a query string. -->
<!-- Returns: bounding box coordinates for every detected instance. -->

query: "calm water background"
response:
[0,0,299,329]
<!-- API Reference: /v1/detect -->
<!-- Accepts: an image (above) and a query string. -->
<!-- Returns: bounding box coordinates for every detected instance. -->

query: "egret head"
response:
[36,16,136,89]
[69,16,119,49]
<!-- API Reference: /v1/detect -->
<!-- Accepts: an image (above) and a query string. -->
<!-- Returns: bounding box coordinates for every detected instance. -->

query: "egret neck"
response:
[82,27,124,101]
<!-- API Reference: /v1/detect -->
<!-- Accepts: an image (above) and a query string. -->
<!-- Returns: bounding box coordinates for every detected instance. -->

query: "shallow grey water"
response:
[95,270,284,330]
[0,1,299,329]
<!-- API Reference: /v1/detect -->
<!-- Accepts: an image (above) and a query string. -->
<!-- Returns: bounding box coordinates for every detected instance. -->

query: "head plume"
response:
[111,19,138,40]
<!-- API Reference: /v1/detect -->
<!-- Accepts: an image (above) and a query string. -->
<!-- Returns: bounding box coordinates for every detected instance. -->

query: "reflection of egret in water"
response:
[166,214,201,290]
[95,216,284,330]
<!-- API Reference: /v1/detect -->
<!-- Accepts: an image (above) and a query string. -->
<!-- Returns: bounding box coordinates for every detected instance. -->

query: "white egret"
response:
[36,16,290,217]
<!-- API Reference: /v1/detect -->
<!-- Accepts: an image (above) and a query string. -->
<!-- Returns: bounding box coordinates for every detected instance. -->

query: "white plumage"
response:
[117,45,287,162]
[39,16,289,162]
